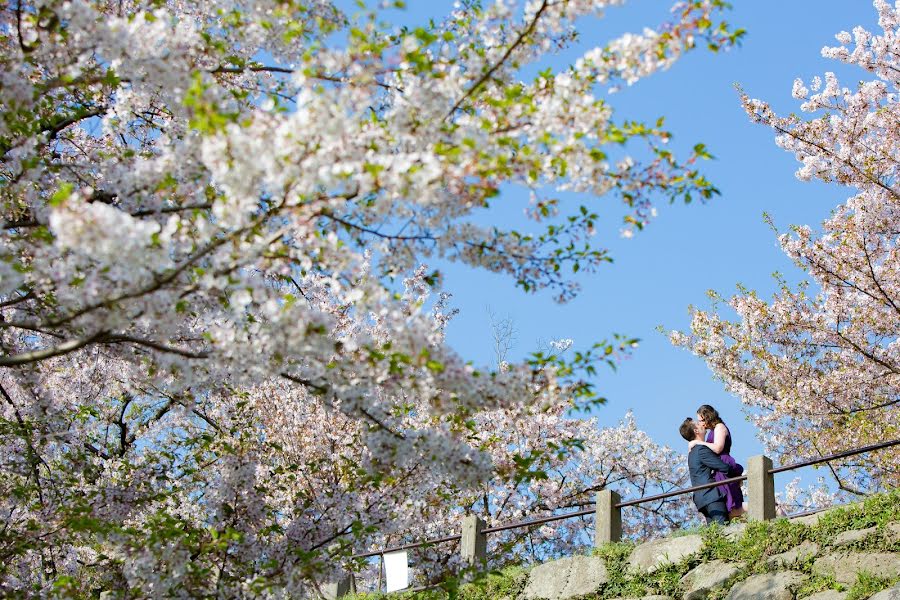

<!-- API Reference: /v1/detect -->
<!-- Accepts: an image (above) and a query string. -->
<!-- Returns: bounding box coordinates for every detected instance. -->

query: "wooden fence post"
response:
[460,514,487,567]
[747,454,776,521]
[595,489,622,546]
[321,572,355,599]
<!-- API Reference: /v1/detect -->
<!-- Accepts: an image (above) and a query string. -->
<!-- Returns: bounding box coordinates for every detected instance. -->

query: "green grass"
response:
[845,571,899,600]
[812,492,900,546]
[795,572,844,598]
[590,542,647,599]
[343,565,529,600]
[344,588,445,600]
[456,566,529,600]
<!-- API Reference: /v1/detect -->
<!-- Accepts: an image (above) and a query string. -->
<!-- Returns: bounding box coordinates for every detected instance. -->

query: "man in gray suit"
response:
[679,418,741,525]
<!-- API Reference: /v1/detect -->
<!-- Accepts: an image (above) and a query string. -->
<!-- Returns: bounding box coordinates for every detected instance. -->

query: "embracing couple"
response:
[679,405,746,525]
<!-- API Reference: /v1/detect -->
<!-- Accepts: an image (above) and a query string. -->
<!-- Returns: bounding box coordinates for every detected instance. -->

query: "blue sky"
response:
[355,1,878,489]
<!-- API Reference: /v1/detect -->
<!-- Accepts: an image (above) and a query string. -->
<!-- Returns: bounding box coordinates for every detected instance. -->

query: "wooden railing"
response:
[324,438,900,598]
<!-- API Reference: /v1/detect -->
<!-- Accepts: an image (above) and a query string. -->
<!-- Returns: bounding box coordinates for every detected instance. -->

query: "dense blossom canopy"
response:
[0,0,740,596]
[672,0,900,504]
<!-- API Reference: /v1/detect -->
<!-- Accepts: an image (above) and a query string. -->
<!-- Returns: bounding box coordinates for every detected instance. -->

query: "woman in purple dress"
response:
[689,404,746,519]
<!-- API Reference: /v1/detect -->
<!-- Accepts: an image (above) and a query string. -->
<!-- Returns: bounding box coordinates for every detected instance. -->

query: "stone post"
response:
[595,489,622,546]
[460,514,487,567]
[747,454,776,522]
[321,573,355,600]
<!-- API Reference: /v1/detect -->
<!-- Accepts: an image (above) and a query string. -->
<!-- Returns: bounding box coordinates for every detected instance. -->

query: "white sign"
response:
[383,550,409,593]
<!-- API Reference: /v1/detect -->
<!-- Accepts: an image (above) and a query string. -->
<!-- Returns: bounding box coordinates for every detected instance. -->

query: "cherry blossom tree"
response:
[1,0,741,595]
[671,0,900,503]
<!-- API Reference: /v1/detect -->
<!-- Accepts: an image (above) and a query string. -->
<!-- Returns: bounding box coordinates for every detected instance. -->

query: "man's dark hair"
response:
[679,418,697,442]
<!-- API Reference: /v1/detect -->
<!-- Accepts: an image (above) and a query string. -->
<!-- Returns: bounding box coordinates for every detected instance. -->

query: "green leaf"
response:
[49,182,74,206]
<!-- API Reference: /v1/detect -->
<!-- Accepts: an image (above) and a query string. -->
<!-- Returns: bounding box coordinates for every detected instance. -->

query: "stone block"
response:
[608,597,674,600]
[523,555,609,600]
[803,591,847,600]
[833,526,877,547]
[812,552,900,584]
[766,541,820,567]
[885,522,900,544]
[791,512,826,527]
[680,559,742,600]
[628,535,703,573]
[724,523,747,541]
[724,571,806,600]
[869,583,900,600]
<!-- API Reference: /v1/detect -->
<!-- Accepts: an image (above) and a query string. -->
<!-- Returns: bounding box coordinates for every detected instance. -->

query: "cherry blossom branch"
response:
[0,330,109,366]
[42,224,253,329]
[861,235,900,316]
[771,122,900,200]
[14,1,37,55]
[0,105,106,159]
[279,372,405,439]
[0,331,208,366]
[0,292,34,308]
[445,0,551,119]
[0,383,49,504]
[100,334,209,359]
[3,199,211,230]
[319,211,435,242]
[211,64,402,92]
